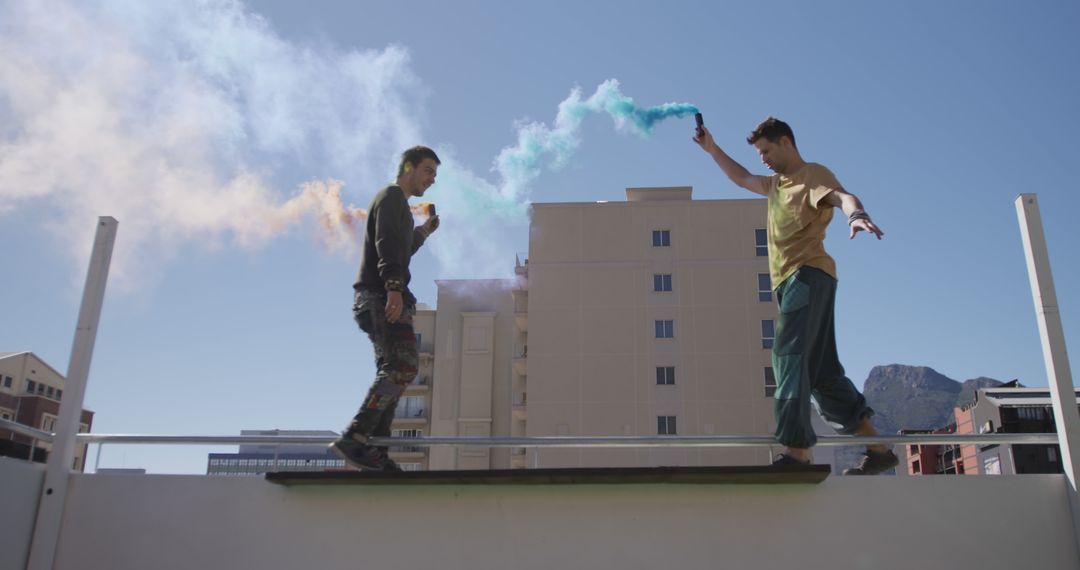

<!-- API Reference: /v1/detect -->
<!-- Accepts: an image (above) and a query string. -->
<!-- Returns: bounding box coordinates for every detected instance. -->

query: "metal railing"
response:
[0,418,54,442]
[0,419,1059,449]
[2,417,1066,475]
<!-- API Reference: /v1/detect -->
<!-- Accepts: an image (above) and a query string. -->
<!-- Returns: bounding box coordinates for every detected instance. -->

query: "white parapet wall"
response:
[2,460,1077,570]
[0,459,46,570]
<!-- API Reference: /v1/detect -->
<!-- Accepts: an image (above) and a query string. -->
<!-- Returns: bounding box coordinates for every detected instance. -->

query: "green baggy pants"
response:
[772,266,873,448]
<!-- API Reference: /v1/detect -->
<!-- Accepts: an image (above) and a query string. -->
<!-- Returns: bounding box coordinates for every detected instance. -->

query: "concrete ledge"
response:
[265,464,831,485]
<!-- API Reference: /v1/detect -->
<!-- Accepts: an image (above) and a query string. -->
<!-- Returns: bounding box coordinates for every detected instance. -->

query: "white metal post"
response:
[1015,194,1080,551]
[26,217,117,570]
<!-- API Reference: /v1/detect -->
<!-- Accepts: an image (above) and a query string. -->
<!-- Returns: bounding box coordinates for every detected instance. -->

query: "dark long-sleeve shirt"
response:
[353,185,427,301]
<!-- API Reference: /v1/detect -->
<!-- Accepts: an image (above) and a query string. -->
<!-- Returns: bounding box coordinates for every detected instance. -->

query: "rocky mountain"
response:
[832,364,1006,472]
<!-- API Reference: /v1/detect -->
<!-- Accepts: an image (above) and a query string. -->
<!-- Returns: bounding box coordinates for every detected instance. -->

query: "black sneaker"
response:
[329,438,401,472]
[373,446,402,472]
[771,453,811,467]
[843,449,899,475]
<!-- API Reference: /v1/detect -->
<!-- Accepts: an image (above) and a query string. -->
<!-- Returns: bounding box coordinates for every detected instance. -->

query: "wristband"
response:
[848,209,871,225]
[384,278,405,292]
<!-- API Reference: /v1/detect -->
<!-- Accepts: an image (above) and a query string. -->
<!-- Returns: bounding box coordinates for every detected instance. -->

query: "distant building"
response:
[207,430,345,476]
[902,425,968,475]
[905,381,1075,475]
[0,351,94,471]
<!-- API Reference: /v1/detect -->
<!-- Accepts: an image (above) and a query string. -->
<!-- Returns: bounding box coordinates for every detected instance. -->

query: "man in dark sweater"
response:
[331,145,441,471]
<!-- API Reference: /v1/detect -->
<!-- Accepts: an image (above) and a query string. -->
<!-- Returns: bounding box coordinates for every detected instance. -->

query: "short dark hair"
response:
[747,117,796,149]
[397,146,441,178]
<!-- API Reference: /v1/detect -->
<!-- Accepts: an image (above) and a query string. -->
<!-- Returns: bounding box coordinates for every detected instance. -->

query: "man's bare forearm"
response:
[836,191,868,219]
[706,144,755,191]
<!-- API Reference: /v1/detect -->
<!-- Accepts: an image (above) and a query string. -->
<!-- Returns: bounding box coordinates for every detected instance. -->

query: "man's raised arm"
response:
[693,126,770,196]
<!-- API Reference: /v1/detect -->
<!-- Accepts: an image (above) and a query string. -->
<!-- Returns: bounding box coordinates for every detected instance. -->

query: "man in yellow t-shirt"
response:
[693,117,898,475]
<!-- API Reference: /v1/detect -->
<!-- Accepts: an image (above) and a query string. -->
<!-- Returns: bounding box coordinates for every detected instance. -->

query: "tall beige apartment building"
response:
[388,186,839,470]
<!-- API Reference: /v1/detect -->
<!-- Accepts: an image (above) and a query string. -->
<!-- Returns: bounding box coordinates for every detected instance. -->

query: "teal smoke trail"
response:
[428,79,697,277]
[493,79,698,204]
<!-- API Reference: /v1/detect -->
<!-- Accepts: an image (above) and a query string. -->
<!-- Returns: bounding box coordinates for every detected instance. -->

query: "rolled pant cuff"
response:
[832,406,875,435]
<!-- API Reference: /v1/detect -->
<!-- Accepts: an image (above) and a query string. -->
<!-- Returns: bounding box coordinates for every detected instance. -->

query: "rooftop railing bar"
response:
[69,432,1059,447]
[0,418,55,442]
[1,419,1061,449]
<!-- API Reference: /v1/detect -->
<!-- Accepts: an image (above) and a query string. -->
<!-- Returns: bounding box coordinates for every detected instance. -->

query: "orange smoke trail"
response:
[270,179,365,250]
[411,201,436,216]
[268,181,435,251]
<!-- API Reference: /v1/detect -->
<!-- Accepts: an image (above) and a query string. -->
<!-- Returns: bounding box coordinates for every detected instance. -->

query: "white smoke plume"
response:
[0,0,421,289]
[0,1,697,289]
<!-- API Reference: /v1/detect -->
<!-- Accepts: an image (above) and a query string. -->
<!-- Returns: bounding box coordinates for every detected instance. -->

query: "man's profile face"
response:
[405,157,438,196]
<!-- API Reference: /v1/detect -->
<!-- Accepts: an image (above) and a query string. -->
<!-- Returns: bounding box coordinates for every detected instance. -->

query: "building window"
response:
[41,415,56,432]
[392,429,423,453]
[415,333,422,348]
[909,444,920,456]
[37,383,45,395]
[761,320,775,349]
[0,410,13,421]
[46,386,55,398]
[758,273,772,302]
[395,396,426,418]
[25,380,36,394]
[657,416,677,435]
[755,229,768,256]
[1016,407,1048,421]
[656,366,676,386]
[653,274,673,292]
[655,320,674,339]
[652,230,671,247]
[3,376,11,388]
[912,459,921,473]
[763,367,776,397]
[56,389,63,400]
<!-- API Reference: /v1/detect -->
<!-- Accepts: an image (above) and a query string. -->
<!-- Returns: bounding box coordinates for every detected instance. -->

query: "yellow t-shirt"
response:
[766,162,840,288]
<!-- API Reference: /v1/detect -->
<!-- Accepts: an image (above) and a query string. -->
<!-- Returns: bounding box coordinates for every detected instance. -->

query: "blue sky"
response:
[2,0,1077,473]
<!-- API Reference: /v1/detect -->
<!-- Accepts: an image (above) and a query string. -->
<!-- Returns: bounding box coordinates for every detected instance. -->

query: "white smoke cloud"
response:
[0,1,696,290]
[0,0,423,289]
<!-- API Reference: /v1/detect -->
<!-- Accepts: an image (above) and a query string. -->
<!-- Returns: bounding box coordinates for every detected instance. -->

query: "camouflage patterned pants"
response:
[346,289,418,440]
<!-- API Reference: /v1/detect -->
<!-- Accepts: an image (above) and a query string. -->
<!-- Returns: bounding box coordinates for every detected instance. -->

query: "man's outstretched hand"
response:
[850,218,884,240]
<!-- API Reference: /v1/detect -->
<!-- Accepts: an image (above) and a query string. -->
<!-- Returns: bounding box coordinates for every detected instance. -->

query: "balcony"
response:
[393,399,427,423]
[512,289,528,332]
[513,392,527,420]
[513,345,527,377]
[514,252,528,277]
[393,409,427,422]
[510,447,527,468]
[389,445,425,455]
